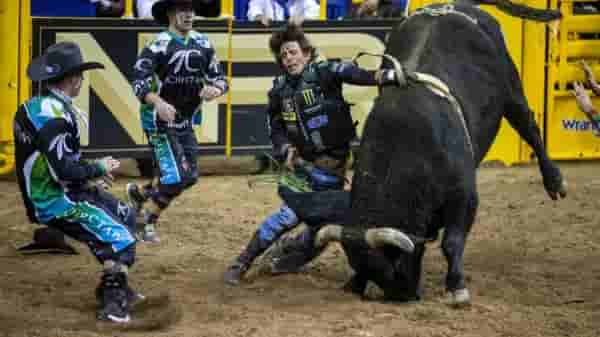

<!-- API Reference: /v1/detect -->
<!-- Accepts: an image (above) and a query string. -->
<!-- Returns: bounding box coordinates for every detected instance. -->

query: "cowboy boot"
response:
[223,231,268,285]
[95,271,130,323]
[269,226,324,274]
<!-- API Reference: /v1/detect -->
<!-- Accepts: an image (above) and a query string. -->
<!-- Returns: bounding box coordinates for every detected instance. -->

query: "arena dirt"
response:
[0,161,598,337]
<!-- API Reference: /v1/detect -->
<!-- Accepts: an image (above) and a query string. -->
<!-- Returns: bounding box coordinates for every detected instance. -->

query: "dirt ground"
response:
[0,161,599,337]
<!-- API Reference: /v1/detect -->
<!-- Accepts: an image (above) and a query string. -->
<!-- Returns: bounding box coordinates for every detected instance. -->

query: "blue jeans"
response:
[256,167,348,266]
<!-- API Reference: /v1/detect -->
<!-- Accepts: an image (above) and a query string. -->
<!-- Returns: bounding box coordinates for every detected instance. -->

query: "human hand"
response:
[285,146,299,171]
[289,15,304,26]
[573,81,594,114]
[580,60,596,83]
[96,176,113,190]
[358,0,379,16]
[199,86,223,102]
[256,15,271,26]
[96,156,120,187]
[97,156,119,172]
[156,100,176,122]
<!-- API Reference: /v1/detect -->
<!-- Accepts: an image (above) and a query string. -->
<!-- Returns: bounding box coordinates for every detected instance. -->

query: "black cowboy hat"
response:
[27,41,104,82]
[17,227,78,255]
[152,0,194,25]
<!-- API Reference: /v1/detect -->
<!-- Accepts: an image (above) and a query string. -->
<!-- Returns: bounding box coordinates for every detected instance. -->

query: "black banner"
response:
[32,18,393,159]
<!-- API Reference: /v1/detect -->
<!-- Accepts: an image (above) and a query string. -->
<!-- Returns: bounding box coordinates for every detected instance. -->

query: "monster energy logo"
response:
[302,89,316,105]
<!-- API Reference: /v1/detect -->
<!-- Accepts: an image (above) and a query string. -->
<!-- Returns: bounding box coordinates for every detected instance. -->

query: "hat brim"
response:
[152,1,171,25]
[17,227,79,255]
[17,241,79,255]
[27,54,104,82]
[152,0,195,25]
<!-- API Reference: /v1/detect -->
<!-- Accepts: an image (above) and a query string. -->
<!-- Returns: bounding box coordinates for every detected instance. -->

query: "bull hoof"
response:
[544,174,567,200]
[444,288,471,308]
[342,275,367,296]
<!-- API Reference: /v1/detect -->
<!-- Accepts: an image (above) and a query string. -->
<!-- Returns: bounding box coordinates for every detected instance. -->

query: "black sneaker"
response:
[97,284,144,307]
[96,272,131,323]
[126,183,148,213]
[126,285,145,306]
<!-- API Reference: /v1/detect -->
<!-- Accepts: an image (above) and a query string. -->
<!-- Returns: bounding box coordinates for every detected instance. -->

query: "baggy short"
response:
[48,186,137,266]
[147,126,199,188]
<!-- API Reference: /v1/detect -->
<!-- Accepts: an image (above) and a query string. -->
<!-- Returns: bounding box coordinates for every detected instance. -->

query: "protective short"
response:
[47,187,137,266]
[147,126,199,193]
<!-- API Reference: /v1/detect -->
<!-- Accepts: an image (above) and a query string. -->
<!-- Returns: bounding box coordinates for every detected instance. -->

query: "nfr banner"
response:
[32,18,393,159]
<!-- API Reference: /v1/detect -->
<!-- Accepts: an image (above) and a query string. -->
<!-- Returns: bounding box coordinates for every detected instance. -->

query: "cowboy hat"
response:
[17,227,78,255]
[152,0,194,25]
[27,41,104,82]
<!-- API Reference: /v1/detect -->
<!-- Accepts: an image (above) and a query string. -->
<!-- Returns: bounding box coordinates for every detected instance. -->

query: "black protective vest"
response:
[275,64,356,160]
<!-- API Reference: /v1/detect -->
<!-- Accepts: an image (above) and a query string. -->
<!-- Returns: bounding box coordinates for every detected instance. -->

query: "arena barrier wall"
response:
[0,1,22,174]
[545,0,600,160]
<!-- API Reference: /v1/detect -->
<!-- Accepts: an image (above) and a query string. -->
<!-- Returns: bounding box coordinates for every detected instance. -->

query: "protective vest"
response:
[274,63,356,160]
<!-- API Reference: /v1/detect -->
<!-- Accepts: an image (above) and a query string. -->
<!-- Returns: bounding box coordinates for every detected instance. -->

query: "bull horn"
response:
[365,228,415,253]
[315,225,343,249]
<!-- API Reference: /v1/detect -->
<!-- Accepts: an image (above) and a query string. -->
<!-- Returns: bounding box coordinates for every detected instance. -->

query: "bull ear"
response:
[314,225,343,249]
[365,228,415,253]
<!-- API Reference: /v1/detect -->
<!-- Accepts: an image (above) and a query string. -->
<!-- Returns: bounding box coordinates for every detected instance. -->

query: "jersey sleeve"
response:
[326,61,379,86]
[204,45,229,95]
[37,118,105,182]
[266,88,291,159]
[131,41,163,103]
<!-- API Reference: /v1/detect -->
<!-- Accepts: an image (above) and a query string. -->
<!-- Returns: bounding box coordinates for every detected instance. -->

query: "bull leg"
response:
[441,192,478,306]
[503,56,566,200]
[341,243,370,296]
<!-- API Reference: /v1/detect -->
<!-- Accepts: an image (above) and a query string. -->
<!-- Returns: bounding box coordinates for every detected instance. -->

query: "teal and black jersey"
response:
[132,30,228,132]
[14,90,105,224]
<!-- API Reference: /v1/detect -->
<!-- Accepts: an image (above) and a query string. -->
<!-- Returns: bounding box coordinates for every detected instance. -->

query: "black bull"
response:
[279,3,566,304]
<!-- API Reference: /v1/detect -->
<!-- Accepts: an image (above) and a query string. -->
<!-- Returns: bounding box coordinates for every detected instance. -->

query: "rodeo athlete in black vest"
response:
[224,24,401,285]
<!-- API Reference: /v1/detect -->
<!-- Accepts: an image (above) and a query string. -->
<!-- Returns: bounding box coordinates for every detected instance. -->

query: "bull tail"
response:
[315,225,416,254]
[489,0,561,22]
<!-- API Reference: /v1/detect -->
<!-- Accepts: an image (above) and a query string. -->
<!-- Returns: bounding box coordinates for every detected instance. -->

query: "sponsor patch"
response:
[307,115,328,129]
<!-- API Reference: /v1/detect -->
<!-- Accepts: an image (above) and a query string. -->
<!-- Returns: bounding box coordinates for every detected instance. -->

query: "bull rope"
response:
[412,4,478,25]
[353,52,474,158]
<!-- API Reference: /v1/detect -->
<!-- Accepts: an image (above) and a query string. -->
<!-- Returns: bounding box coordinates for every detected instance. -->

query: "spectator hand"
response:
[256,15,271,26]
[357,0,379,17]
[573,81,594,114]
[289,15,305,26]
[99,0,112,8]
[199,86,223,102]
[156,100,176,122]
[580,60,596,84]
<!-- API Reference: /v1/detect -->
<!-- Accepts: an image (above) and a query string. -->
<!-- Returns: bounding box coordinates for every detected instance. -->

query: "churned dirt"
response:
[0,160,598,337]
